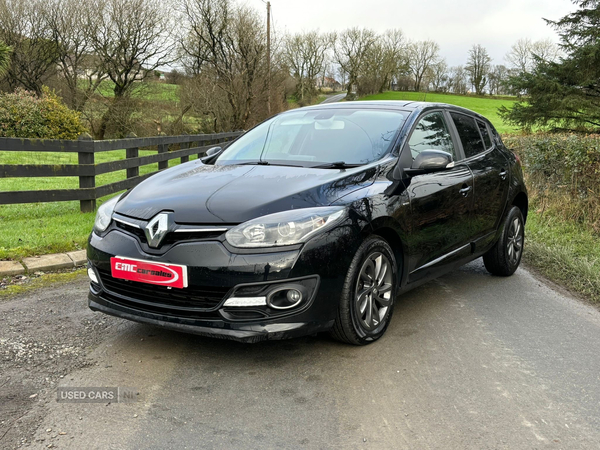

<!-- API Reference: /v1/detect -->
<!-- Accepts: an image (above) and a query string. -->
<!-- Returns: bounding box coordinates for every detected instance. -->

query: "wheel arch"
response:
[360,218,408,287]
[512,191,529,224]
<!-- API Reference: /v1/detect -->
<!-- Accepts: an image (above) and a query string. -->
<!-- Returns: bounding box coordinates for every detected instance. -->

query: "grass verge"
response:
[524,210,600,304]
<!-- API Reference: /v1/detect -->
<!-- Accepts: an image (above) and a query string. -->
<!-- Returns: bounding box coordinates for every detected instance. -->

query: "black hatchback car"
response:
[87,101,528,345]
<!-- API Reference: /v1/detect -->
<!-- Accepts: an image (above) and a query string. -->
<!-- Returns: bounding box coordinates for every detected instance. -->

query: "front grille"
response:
[98,270,231,313]
[114,221,225,247]
[161,230,225,246]
[115,221,146,241]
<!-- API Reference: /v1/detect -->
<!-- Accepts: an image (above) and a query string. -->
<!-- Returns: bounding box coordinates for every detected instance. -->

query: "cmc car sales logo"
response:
[110,257,188,288]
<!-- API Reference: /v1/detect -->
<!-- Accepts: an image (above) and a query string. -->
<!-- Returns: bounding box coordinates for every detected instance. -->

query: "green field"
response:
[0,151,201,260]
[359,91,518,134]
[95,80,180,102]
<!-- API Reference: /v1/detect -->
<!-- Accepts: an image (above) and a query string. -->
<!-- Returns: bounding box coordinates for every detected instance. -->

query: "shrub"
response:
[0,87,87,139]
[504,133,600,232]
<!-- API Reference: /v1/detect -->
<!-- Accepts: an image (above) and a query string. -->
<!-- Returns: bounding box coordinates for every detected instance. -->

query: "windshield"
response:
[215,109,405,167]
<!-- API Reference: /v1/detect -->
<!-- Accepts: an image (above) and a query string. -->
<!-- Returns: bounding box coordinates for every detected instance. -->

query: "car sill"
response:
[410,243,472,274]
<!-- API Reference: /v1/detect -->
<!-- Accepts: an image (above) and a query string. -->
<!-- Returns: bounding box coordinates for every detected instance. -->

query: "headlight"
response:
[225,207,346,248]
[93,195,122,234]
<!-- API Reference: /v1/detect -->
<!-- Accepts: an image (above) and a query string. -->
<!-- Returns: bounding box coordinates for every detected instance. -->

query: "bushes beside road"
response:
[504,134,600,232]
[503,133,600,303]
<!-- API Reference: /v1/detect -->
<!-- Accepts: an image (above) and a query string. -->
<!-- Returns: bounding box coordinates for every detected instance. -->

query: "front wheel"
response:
[330,237,398,345]
[483,206,525,276]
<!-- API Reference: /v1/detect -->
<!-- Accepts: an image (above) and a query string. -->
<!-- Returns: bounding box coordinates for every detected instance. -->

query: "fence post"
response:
[158,141,168,170]
[126,132,139,179]
[78,133,95,213]
[180,135,190,164]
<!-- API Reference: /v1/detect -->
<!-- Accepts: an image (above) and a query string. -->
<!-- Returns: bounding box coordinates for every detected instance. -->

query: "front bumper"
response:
[87,218,360,342]
[88,296,334,343]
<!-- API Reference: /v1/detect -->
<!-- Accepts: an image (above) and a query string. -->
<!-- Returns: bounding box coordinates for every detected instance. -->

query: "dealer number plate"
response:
[110,257,188,289]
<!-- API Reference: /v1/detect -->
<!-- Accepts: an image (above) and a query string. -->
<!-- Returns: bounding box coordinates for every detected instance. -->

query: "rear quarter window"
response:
[489,124,505,148]
[476,119,492,149]
[450,112,485,158]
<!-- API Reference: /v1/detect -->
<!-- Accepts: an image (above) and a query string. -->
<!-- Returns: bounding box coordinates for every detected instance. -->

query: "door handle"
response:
[459,185,472,197]
[499,169,508,180]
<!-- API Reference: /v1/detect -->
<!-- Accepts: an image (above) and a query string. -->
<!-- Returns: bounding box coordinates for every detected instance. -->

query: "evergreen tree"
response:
[0,40,10,77]
[500,0,600,130]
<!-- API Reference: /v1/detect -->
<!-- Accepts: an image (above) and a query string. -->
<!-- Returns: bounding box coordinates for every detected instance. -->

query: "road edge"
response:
[0,250,87,276]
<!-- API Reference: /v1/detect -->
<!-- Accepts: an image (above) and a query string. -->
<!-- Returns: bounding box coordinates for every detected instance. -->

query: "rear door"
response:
[449,112,510,249]
[404,111,474,282]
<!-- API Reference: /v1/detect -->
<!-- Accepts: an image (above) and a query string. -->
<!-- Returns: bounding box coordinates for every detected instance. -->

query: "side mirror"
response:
[405,150,454,176]
[205,146,222,157]
[200,146,223,164]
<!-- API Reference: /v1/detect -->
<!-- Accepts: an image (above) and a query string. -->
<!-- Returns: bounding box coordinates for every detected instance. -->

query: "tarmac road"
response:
[2,259,600,449]
[320,93,348,104]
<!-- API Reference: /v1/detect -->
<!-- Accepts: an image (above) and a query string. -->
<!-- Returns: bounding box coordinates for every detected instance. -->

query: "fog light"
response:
[267,287,305,310]
[87,267,99,284]
[286,289,302,303]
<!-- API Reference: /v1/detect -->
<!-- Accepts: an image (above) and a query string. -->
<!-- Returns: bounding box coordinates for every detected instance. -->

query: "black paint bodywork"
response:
[87,101,528,342]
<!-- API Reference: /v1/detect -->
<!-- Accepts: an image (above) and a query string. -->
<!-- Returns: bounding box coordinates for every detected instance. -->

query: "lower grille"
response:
[98,270,231,314]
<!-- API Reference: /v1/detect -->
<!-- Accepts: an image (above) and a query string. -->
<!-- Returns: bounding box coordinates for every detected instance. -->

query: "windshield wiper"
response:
[237,160,271,166]
[236,161,305,168]
[311,161,363,169]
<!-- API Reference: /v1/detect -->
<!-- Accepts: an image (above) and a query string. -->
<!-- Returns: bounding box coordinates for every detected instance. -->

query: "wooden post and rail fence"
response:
[0,131,243,213]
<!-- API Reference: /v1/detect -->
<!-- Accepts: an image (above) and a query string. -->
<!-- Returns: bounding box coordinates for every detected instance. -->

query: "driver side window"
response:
[408,112,456,160]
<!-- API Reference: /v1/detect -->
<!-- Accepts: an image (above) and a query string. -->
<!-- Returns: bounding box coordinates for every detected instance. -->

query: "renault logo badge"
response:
[144,213,170,248]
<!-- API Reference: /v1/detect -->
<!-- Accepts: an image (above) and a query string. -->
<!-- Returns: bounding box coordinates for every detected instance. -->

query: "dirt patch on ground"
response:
[0,275,123,449]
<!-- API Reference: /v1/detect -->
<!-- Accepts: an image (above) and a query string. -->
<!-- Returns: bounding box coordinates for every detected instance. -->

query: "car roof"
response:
[295,100,490,123]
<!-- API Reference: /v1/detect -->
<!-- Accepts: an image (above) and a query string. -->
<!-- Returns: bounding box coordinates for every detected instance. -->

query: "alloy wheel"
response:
[355,252,393,331]
[507,217,523,265]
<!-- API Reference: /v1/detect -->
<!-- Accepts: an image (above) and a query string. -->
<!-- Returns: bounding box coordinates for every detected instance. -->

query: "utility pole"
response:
[266,1,271,115]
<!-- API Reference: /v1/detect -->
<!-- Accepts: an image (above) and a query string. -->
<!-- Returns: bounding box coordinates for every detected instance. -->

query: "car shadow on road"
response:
[119,259,498,364]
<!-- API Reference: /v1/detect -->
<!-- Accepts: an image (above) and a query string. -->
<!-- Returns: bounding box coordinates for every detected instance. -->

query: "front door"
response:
[403,111,474,282]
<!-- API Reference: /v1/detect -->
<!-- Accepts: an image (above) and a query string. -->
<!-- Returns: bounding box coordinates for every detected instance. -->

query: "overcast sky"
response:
[244,0,575,67]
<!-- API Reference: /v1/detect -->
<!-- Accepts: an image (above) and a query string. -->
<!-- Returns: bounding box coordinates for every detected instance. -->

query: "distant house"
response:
[316,76,342,91]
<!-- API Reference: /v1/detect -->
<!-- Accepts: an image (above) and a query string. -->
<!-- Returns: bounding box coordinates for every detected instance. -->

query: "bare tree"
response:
[406,40,440,91]
[465,44,491,95]
[180,0,275,131]
[531,38,561,63]
[488,64,509,95]
[45,0,107,111]
[336,65,347,90]
[0,0,59,94]
[430,59,449,92]
[284,31,331,101]
[333,27,377,98]
[505,38,560,73]
[87,0,174,138]
[358,29,406,95]
[448,65,468,95]
[505,38,532,73]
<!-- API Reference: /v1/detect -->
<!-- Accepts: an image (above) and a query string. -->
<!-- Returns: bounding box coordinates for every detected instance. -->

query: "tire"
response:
[330,236,398,345]
[483,206,525,277]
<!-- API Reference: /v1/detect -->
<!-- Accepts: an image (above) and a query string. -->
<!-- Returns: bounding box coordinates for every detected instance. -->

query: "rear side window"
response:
[489,124,504,148]
[408,112,456,160]
[450,112,485,158]
[476,120,492,149]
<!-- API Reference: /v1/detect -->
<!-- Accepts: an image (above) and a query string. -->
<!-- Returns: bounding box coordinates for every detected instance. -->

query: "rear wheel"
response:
[483,206,525,276]
[330,237,398,345]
